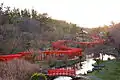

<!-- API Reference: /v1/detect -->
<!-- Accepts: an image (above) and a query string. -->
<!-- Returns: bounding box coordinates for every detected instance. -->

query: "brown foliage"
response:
[109,23,120,48]
[0,59,40,80]
[0,4,83,54]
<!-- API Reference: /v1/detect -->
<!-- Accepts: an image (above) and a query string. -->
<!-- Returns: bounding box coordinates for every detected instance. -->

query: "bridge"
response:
[46,68,77,79]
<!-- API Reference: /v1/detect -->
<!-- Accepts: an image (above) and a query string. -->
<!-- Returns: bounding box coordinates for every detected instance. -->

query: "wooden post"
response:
[79,56,82,69]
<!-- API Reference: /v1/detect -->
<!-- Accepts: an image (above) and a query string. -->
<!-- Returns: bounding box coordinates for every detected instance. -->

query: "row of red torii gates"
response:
[0,35,105,77]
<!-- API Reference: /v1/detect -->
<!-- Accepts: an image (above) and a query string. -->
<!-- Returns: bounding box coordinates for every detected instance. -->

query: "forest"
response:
[0,3,83,54]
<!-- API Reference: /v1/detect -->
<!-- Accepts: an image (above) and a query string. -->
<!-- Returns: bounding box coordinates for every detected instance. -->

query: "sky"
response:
[1,0,120,28]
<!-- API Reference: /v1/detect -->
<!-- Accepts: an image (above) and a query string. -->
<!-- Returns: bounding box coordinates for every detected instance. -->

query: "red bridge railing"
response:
[48,68,76,76]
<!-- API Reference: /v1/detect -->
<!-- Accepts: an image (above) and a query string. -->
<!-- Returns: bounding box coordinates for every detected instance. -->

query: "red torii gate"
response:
[0,34,105,62]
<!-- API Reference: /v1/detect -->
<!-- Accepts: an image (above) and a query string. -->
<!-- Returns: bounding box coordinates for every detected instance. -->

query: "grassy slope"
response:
[88,60,120,80]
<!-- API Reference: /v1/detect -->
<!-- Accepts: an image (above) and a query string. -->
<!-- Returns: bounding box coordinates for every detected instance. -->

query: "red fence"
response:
[0,52,31,61]
[48,68,76,76]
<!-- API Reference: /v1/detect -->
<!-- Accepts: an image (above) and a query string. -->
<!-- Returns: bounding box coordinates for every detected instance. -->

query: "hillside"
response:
[0,3,86,54]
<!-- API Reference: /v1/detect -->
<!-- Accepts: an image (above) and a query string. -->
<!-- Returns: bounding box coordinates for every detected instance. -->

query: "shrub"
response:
[0,59,40,80]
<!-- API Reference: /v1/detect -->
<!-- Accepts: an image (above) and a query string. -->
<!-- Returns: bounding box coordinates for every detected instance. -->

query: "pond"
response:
[54,54,115,80]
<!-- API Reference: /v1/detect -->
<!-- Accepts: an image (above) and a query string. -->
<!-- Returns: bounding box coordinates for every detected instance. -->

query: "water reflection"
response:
[54,76,72,80]
[54,54,115,80]
[76,58,96,74]
[99,54,115,60]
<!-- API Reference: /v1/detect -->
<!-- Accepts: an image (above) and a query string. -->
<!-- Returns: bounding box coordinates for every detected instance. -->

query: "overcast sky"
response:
[1,0,120,28]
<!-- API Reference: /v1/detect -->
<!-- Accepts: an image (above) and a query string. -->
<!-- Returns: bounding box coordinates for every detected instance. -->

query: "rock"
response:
[92,64,99,67]
[92,64,105,67]
[92,67,102,70]
[87,70,93,73]
[99,64,105,67]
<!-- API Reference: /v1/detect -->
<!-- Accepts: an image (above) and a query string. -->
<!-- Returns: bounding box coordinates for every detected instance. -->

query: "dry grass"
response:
[0,59,40,80]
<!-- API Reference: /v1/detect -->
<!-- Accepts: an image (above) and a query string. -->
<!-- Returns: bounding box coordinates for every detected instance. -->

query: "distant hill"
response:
[0,4,85,54]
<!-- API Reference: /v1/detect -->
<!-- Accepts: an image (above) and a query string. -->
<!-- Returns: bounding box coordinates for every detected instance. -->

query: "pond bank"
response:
[54,54,115,80]
[88,59,120,80]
